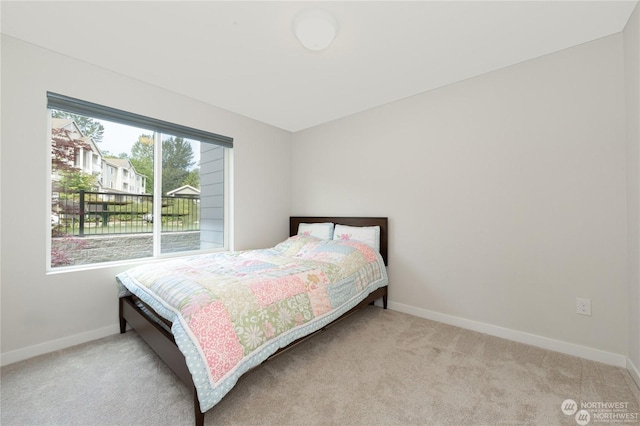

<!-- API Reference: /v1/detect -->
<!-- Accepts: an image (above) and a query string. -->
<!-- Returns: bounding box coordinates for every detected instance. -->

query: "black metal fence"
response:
[52,190,200,236]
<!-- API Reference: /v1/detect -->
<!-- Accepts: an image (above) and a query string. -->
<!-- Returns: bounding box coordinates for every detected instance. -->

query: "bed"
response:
[117,216,389,425]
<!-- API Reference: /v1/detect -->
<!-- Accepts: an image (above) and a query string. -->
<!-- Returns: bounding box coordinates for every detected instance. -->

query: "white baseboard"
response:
[0,324,120,367]
[627,357,640,390]
[388,301,627,368]
[2,305,636,383]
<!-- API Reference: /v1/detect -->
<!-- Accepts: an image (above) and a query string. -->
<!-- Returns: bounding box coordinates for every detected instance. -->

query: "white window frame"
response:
[46,93,233,272]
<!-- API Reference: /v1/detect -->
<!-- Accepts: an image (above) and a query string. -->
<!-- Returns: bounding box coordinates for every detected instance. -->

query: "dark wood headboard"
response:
[290,216,388,265]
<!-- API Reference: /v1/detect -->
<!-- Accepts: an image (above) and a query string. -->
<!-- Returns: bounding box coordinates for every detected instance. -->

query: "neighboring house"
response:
[51,118,147,195]
[51,118,103,186]
[101,157,146,194]
[166,184,200,197]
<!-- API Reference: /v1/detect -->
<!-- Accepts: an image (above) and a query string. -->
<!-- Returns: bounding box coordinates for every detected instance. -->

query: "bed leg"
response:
[118,298,126,334]
[383,294,388,309]
[194,391,204,426]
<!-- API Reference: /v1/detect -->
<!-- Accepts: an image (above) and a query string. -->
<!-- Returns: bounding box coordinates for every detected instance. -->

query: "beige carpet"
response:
[2,306,639,426]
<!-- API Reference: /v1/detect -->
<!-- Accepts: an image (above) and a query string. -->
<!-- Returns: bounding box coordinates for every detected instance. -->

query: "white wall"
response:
[0,35,292,362]
[2,24,637,372]
[624,3,640,384]
[292,34,629,361]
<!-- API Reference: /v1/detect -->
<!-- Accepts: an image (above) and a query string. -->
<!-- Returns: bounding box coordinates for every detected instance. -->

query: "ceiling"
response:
[1,1,637,132]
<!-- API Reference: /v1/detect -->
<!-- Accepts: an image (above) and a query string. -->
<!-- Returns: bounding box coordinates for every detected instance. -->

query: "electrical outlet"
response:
[576,298,591,316]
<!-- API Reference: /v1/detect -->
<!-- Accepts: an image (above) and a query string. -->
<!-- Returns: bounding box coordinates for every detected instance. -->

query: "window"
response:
[48,92,233,269]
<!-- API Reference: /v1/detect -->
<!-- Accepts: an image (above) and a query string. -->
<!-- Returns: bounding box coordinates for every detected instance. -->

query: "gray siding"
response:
[199,144,225,248]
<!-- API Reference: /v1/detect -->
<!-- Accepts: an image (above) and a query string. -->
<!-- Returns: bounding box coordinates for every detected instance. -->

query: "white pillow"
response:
[297,222,334,240]
[333,224,380,253]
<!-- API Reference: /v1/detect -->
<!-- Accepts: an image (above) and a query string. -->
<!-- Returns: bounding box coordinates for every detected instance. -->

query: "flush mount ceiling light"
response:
[294,9,338,51]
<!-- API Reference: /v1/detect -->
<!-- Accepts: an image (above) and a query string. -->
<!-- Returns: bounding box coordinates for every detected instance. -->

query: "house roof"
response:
[104,158,139,174]
[166,185,200,196]
[51,118,103,156]
[104,158,132,168]
[51,118,73,128]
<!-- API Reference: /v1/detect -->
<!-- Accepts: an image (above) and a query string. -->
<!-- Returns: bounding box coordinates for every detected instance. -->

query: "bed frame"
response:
[119,216,388,426]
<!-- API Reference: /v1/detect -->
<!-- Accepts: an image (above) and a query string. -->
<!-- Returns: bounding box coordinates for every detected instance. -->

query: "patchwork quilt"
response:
[116,235,388,412]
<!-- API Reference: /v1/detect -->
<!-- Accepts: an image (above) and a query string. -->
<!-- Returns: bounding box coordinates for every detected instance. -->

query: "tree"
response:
[59,170,98,192]
[51,110,105,143]
[51,127,91,173]
[51,127,96,201]
[130,135,154,193]
[162,137,194,194]
[183,168,200,189]
[129,135,195,194]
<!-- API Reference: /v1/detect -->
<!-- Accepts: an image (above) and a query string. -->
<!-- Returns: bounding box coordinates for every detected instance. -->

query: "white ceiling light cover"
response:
[294,9,338,51]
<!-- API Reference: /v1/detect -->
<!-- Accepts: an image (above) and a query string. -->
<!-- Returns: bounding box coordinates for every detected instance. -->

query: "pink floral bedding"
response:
[116,235,388,411]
